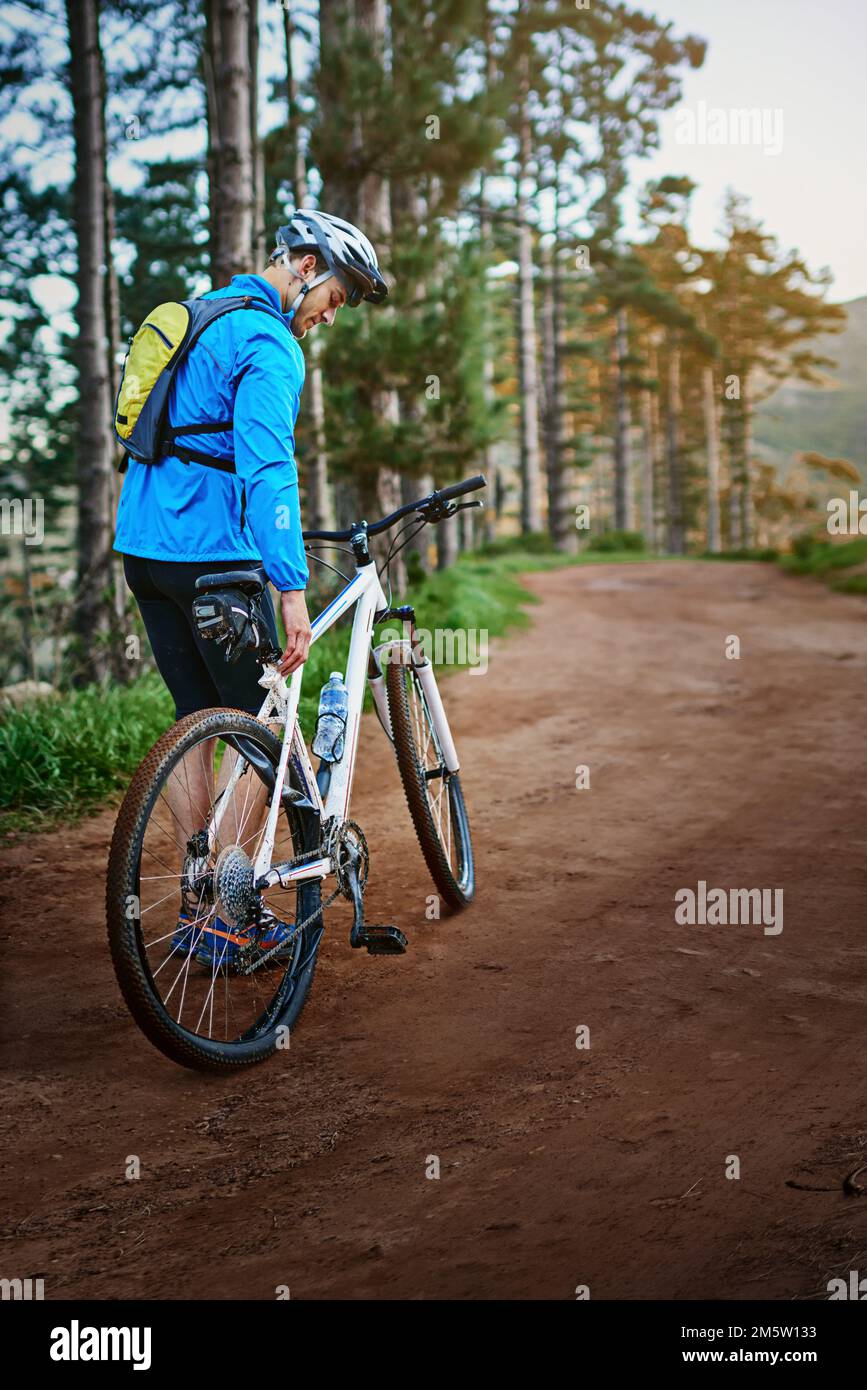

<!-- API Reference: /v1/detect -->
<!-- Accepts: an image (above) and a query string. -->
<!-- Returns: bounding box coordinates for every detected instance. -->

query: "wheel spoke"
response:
[113,716,321,1057]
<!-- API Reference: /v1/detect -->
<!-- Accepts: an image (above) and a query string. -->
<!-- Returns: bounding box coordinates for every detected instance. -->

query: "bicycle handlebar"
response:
[303,473,487,544]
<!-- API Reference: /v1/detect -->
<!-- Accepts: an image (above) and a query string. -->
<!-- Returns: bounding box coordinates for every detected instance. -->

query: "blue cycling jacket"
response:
[114,273,309,591]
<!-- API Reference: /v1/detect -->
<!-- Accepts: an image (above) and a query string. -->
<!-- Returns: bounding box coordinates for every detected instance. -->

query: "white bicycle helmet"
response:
[270,209,389,310]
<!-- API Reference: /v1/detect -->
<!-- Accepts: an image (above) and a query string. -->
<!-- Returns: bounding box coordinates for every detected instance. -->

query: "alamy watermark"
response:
[828,1271,867,1300]
[49,1321,152,1370]
[675,101,784,157]
[378,624,488,675]
[827,492,867,535]
[675,881,783,936]
[0,496,44,545]
[1,1276,44,1300]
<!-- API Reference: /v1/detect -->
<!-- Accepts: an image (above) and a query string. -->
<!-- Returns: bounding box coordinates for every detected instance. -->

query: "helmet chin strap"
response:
[278,251,333,317]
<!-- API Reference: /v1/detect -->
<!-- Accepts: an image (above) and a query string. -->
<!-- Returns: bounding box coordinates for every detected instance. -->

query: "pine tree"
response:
[311,0,502,563]
[204,0,255,285]
[706,192,845,548]
[279,2,335,533]
[65,0,117,684]
[577,6,706,540]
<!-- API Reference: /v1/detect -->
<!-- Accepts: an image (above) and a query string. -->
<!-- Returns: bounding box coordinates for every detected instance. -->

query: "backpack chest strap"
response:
[161,419,236,470]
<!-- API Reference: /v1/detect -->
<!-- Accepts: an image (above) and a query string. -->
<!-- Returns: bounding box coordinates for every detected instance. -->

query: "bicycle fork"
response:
[368,607,460,774]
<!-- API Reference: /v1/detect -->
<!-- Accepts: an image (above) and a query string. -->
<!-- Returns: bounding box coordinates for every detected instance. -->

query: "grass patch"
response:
[780,535,867,577]
[771,533,867,599]
[831,573,867,595]
[0,547,559,833]
[0,672,174,830]
[699,547,779,562]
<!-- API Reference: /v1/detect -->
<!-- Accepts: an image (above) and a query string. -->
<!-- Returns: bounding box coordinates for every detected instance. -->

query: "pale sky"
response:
[623,0,867,303]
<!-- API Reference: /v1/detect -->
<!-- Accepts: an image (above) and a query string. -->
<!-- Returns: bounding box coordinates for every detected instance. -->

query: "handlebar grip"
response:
[437,474,487,504]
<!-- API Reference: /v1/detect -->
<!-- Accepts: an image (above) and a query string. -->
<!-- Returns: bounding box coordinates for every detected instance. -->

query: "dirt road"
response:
[2,560,866,1300]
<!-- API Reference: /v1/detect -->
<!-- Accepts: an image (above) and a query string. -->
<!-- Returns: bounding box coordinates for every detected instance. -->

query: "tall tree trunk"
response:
[724,379,742,549]
[703,362,722,553]
[354,0,405,590]
[402,472,433,570]
[67,0,114,685]
[204,1,221,275]
[205,0,254,286]
[480,1,498,546]
[284,3,334,533]
[541,238,556,518]
[515,44,542,533]
[101,49,130,661]
[248,0,265,267]
[552,216,572,550]
[545,42,572,552]
[612,306,632,530]
[640,383,655,547]
[318,0,358,529]
[542,222,570,551]
[391,170,429,570]
[665,339,684,554]
[478,229,497,535]
[20,535,36,682]
[283,1,306,207]
[437,511,459,570]
[740,368,754,548]
[648,342,665,548]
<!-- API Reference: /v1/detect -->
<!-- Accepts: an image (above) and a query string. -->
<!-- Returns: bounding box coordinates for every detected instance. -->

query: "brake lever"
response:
[418,497,485,525]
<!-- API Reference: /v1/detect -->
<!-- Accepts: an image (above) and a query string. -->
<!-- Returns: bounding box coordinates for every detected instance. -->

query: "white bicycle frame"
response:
[207,558,460,893]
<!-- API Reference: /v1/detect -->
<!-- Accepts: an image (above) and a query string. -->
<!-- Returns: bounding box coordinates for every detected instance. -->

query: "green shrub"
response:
[781,535,867,576]
[832,574,867,595]
[790,531,818,561]
[0,672,173,821]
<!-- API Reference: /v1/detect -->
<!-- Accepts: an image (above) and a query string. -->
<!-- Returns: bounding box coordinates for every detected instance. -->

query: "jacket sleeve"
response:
[231,326,309,591]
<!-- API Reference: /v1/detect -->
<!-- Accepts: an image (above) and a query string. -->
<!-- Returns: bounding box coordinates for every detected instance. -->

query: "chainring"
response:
[331,819,370,901]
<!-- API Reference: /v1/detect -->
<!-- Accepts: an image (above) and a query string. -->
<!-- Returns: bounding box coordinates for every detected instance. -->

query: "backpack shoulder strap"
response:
[186,293,290,337]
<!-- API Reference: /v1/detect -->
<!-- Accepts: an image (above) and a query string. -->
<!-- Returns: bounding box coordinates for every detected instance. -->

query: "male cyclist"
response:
[115,209,387,706]
[113,210,387,968]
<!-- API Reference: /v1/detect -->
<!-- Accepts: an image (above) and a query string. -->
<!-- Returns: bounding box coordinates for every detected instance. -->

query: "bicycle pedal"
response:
[353,925,408,956]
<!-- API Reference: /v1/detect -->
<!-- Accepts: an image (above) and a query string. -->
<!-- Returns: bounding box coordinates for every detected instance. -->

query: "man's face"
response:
[290,263,348,338]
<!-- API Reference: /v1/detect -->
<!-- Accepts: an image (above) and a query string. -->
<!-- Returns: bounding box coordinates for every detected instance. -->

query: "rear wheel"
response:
[385,659,474,910]
[106,709,322,1072]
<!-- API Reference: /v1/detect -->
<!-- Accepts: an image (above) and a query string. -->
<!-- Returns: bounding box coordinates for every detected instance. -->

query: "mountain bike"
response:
[106,474,483,1071]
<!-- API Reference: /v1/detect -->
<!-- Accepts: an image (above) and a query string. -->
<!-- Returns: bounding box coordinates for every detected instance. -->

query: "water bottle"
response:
[313,672,348,763]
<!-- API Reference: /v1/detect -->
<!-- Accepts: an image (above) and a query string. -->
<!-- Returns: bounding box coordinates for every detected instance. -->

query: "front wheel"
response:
[385,659,474,910]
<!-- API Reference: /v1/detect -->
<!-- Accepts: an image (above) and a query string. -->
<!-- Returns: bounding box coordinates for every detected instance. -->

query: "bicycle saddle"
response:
[195,569,265,598]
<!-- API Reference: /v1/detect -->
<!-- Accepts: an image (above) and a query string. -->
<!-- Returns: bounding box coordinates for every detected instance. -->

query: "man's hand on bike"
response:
[278,589,312,675]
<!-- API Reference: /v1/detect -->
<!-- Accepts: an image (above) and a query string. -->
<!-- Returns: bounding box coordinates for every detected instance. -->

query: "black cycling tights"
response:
[122,554,279,720]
